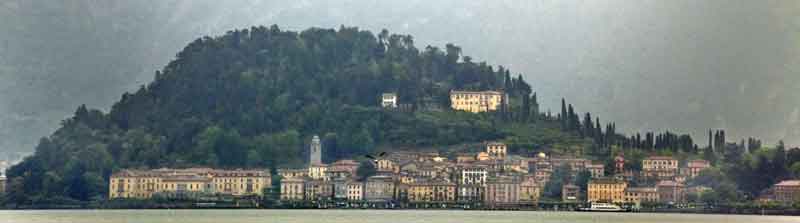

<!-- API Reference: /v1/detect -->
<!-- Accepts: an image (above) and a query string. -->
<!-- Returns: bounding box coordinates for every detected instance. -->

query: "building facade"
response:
[624,187,659,204]
[408,180,457,203]
[774,180,800,204]
[449,90,506,113]
[109,168,270,199]
[364,175,395,202]
[588,178,627,204]
[346,181,364,201]
[485,176,520,206]
[280,177,305,201]
[656,180,686,204]
[643,156,679,179]
[381,93,398,108]
[486,142,508,159]
[519,178,540,203]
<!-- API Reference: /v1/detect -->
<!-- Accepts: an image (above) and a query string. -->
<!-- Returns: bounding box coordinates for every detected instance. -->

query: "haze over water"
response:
[0,210,797,223]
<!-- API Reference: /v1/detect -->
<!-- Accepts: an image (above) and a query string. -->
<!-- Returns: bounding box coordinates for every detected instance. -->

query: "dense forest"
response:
[4,25,799,207]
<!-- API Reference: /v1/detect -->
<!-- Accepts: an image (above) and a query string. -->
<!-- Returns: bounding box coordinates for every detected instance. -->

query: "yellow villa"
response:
[449,90,506,113]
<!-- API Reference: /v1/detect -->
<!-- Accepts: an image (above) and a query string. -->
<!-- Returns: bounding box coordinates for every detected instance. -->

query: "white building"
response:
[381,93,398,108]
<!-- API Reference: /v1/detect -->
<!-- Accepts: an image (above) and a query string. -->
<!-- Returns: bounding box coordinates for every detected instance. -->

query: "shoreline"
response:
[3,207,799,216]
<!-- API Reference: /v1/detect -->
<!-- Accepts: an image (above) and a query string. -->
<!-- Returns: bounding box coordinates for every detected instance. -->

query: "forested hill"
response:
[6,25,577,204]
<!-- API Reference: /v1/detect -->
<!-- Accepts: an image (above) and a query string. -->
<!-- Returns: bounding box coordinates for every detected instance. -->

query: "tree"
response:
[543,164,571,199]
[575,170,591,193]
[356,161,376,181]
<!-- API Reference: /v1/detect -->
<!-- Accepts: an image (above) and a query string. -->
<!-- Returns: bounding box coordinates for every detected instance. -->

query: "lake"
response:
[0,210,797,223]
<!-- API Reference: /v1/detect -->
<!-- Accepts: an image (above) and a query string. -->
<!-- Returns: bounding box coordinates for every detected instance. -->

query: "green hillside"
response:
[4,25,592,205]
[6,25,798,208]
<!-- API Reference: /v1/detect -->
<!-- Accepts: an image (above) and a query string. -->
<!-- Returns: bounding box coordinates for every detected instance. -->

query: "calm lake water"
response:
[0,209,797,223]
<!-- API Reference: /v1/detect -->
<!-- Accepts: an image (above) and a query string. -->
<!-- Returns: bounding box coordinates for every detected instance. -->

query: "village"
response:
[105,90,800,210]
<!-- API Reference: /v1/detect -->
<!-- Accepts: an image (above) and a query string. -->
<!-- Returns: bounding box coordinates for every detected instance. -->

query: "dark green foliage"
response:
[356,161,377,181]
[543,164,571,199]
[4,25,538,204]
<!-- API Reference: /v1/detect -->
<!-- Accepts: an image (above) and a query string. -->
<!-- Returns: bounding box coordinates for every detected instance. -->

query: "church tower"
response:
[310,135,322,165]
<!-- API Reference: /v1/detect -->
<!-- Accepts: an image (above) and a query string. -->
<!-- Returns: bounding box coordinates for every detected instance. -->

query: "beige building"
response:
[376,159,398,173]
[588,178,627,204]
[364,175,395,202]
[450,90,506,113]
[643,156,679,179]
[109,168,270,199]
[656,180,686,204]
[624,187,659,204]
[486,176,520,205]
[278,168,308,179]
[308,164,328,180]
[408,180,456,203]
[519,177,540,203]
[304,179,333,201]
[280,177,305,201]
[346,181,364,201]
[774,180,800,204]
[486,142,507,159]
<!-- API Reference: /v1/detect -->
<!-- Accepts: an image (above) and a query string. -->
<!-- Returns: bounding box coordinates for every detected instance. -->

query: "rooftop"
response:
[776,180,800,187]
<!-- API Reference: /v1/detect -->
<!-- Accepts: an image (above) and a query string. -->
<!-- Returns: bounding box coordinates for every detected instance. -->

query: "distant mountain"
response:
[5,26,588,205]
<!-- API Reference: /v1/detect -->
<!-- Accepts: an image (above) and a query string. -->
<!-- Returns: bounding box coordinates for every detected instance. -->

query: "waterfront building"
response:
[656,180,686,204]
[408,179,457,203]
[109,168,270,199]
[485,175,520,206]
[280,177,305,201]
[624,187,659,204]
[332,177,349,201]
[642,156,679,180]
[457,184,484,203]
[519,177,541,203]
[587,178,627,204]
[774,180,800,204]
[381,93,398,108]
[364,175,395,203]
[449,90,506,113]
[304,179,333,201]
[562,184,580,202]
[346,180,364,201]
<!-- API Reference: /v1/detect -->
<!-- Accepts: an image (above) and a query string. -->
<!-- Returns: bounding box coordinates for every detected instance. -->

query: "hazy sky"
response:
[1,0,799,155]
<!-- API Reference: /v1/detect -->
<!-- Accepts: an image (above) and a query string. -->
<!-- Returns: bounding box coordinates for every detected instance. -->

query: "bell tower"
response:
[310,135,322,165]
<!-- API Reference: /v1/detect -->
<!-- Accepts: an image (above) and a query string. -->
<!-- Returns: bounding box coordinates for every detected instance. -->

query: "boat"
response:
[578,202,627,212]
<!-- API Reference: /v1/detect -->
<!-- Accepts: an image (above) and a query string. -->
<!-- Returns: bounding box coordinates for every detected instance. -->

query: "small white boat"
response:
[578,202,626,212]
